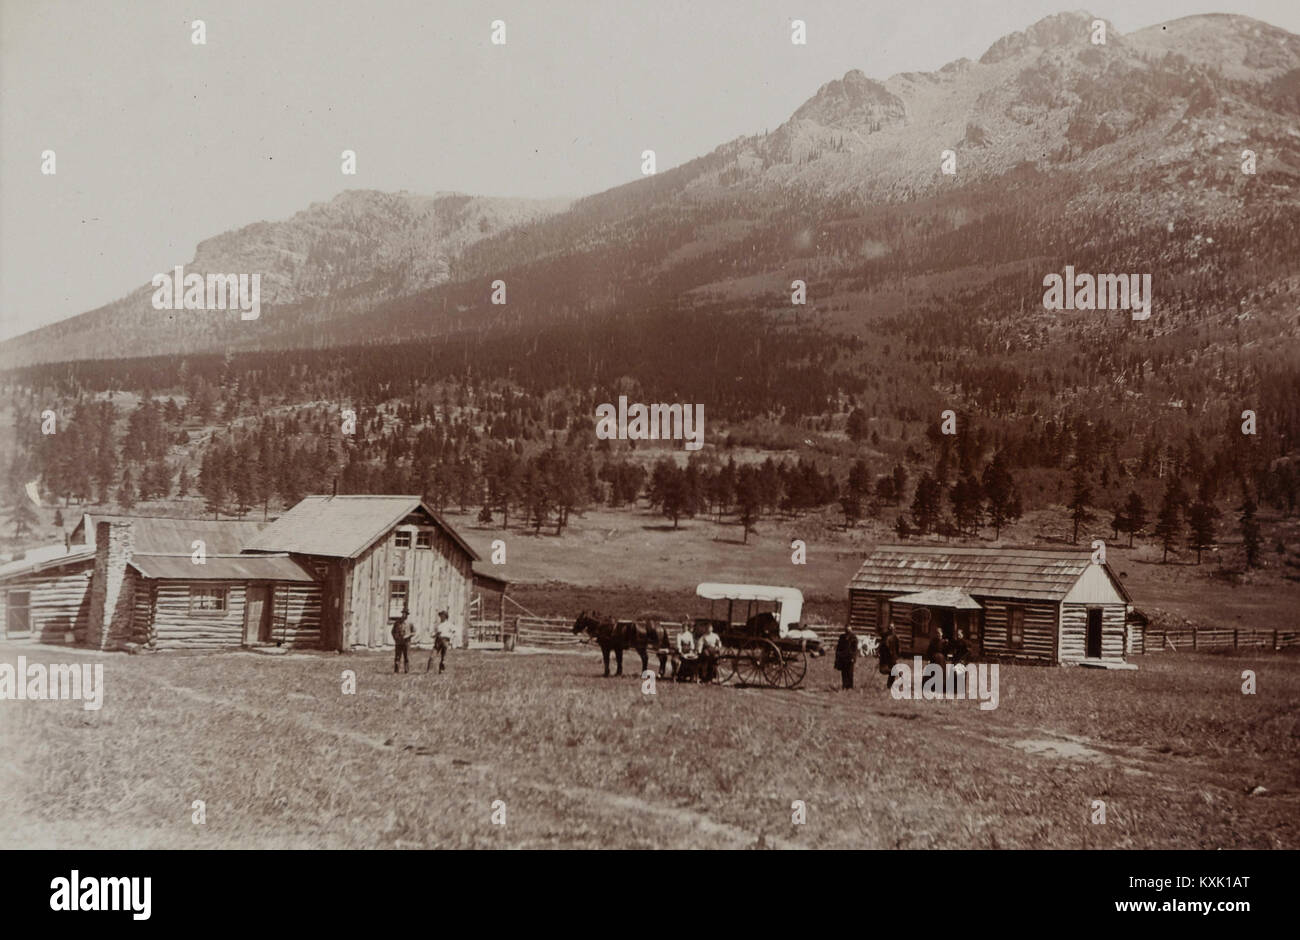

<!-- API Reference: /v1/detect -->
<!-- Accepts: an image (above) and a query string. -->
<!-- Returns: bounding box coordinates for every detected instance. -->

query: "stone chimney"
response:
[87,520,135,650]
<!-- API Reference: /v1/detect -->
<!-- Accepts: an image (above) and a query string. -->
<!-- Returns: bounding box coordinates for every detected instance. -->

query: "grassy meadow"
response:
[2,640,1295,849]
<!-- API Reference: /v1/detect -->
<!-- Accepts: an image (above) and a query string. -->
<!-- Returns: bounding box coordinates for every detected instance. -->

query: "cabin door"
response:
[244,586,271,645]
[1085,607,1103,658]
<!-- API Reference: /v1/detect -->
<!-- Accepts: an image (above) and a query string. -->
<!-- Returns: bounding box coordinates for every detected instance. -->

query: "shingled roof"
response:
[850,544,1126,603]
[242,495,479,561]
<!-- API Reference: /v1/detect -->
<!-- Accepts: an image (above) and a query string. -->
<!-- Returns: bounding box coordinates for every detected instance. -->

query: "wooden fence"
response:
[488,617,841,652]
[1135,626,1300,653]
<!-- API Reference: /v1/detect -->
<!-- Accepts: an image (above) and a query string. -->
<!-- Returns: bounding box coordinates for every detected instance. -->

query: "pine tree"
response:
[1239,495,1261,568]
[1068,466,1094,544]
[981,452,1021,539]
[117,469,136,511]
[1154,485,1182,564]
[910,473,942,535]
[7,488,39,537]
[1187,498,1218,564]
[950,473,983,536]
[1122,490,1147,547]
[735,471,761,544]
[840,491,862,529]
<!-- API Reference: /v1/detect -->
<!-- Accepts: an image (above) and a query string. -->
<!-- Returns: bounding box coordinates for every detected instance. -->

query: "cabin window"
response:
[388,581,409,619]
[394,531,412,549]
[5,591,32,636]
[416,530,433,549]
[189,586,228,613]
[876,598,890,631]
[1007,606,1024,648]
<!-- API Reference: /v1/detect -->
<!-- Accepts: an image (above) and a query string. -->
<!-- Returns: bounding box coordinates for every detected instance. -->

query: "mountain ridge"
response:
[3,10,1299,368]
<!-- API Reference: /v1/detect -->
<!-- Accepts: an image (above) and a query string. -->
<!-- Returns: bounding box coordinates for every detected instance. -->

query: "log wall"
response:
[0,562,95,644]
[1059,602,1129,662]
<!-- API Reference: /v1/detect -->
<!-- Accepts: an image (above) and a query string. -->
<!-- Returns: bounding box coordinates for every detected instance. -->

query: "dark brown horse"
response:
[572,612,671,677]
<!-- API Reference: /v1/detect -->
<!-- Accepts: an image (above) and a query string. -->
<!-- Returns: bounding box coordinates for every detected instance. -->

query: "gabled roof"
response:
[850,544,1131,604]
[75,514,264,554]
[242,496,479,562]
[129,553,318,582]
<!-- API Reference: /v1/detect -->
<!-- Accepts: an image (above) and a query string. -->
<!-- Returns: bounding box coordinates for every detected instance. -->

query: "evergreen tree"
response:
[735,470,761,544]
[1121,491,1147,547]
[1068,466,1094,544]
[1186,498,1218,564]
[840,491,862,529]
[117,468,136,511]
[1153,482,1182,563]
[950,473,983,536]
[910,473,942,535]
[7,488,40,537]
[845,408,870,442]
[1239,495,1261,568]
[981,452,1021,539]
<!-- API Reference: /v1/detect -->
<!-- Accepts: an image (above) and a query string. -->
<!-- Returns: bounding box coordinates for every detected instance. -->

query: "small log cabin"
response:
[241,495,480,651]
[1,517,321,651]
[848,545,1135,667]
[0,545,95,644]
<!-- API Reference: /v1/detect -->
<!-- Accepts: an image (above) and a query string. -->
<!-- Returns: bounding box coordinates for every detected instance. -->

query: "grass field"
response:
[2,640,1296,849]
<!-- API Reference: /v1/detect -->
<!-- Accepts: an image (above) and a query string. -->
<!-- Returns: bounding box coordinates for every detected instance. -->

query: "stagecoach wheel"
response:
[765,648,808,689]
[733,644,768,687]
[715,648,739,685]
[744,639,782,688]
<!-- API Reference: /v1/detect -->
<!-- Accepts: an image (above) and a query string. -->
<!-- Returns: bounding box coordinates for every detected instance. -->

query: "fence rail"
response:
[1138,626,1300,653]
[500,616,842,652]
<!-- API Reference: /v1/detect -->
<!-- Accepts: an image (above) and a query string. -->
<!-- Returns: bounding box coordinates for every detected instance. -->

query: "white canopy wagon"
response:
[694,582,824,689]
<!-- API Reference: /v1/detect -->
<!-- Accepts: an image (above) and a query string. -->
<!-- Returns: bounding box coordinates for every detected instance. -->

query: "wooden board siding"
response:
[0,564,94,644]
[148,580,323,650]
[1059,603,1126,662]
[978,599,1058,664]
[343,525,473,649]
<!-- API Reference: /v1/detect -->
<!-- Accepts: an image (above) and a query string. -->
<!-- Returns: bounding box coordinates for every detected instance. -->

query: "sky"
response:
[2,0,1298,341]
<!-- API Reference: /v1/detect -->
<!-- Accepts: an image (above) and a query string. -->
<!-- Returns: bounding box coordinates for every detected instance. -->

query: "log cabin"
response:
[0,545,95,644]
[241,495,480,651]
[1,517,321,651]
[848,544,1135,667]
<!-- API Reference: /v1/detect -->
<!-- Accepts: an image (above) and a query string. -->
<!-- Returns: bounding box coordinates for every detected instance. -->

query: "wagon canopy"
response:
[888,588,982,610]
[695,583,803,635]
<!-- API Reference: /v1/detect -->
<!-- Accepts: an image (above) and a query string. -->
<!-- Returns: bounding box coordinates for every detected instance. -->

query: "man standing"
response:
[879,621,900,690]
[834,623,858,690]
[392,608,414,674]
[427,609,453,674]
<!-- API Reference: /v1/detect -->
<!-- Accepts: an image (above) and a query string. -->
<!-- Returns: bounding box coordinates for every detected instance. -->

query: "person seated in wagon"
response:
[675,622,699,682]
[696,622,723,683]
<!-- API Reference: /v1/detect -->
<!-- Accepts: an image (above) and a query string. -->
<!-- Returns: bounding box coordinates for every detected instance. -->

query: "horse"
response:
[572,611,671,677]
